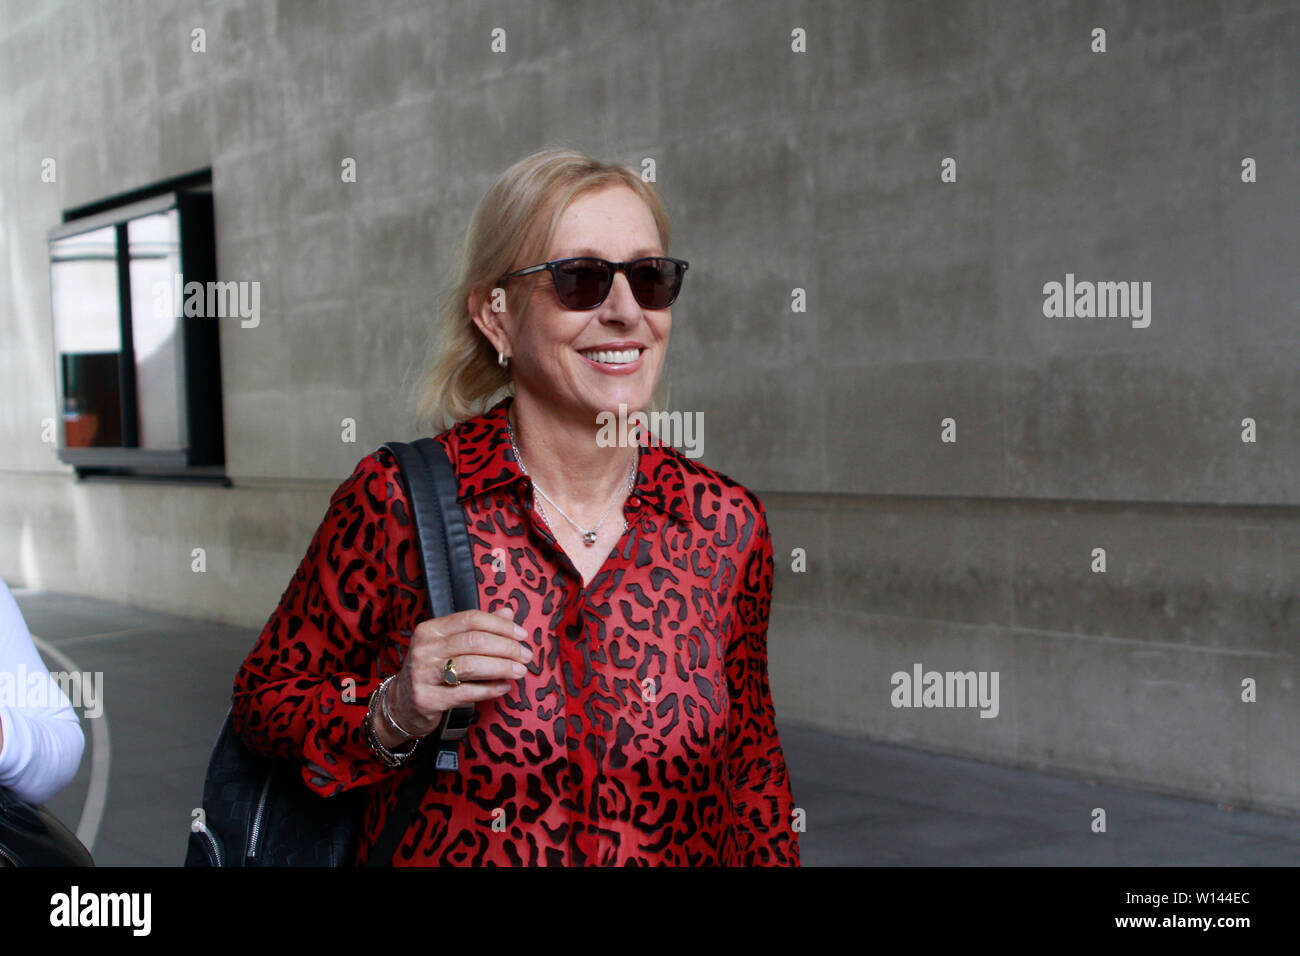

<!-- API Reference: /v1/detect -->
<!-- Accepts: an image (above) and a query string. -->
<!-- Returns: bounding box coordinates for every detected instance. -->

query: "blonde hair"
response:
[410,146,676,433]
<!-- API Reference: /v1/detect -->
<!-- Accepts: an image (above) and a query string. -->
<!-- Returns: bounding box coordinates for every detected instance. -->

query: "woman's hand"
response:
[373,607,531,749]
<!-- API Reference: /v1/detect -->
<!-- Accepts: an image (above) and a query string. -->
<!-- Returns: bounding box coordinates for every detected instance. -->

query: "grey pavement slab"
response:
[11,588,1300,867]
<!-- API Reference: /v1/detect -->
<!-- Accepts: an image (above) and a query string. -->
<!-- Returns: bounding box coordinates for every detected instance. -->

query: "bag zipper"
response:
[246,771,273,861]
[193,820,224,866]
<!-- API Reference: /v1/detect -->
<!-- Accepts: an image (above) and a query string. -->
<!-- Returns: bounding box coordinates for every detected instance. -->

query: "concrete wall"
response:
[2,1,1297,813]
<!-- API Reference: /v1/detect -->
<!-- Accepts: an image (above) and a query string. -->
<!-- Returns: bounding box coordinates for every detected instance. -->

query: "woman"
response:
[0,577,84,806]
[232,146,799,865]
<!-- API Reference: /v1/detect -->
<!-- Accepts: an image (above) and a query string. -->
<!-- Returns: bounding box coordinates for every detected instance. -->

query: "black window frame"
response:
[48,171,227,484]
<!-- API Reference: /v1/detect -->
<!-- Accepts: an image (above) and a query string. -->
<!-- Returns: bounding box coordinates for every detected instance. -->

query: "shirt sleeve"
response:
[724,496,801,866]
[0,578,86,805]
[231,450,406,796]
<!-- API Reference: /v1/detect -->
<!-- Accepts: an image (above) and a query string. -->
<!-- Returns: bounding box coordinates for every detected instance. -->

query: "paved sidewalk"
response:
[10,587,1300,866]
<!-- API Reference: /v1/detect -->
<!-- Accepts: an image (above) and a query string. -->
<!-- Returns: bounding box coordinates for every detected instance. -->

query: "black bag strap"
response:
[366,437,478,866]
[391,438,479,768]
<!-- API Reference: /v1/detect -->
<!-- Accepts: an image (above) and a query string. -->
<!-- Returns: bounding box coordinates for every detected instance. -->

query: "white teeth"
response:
[581,348,640,364]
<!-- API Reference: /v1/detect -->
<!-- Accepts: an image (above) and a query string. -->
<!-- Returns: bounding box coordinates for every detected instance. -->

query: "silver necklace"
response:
[507,417,639,546]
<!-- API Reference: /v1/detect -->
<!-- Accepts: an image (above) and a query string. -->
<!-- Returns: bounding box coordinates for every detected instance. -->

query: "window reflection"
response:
[50,226,122,448]
[128,212,185,450]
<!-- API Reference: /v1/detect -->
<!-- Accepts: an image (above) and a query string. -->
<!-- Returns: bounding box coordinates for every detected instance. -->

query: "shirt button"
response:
[628,496,640,507]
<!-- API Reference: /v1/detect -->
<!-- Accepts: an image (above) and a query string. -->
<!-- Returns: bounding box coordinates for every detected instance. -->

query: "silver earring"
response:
[498,350,509,368]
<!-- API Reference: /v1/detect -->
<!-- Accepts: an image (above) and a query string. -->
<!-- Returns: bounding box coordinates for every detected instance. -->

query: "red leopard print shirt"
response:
[231,397,799,865]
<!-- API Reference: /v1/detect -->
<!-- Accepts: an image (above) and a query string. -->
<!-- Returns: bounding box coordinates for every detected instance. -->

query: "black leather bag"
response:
[0,785,95,866]
[184,438,478,866]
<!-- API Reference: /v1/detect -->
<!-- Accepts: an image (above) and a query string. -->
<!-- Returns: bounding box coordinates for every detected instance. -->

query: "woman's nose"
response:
[602,271,640,317]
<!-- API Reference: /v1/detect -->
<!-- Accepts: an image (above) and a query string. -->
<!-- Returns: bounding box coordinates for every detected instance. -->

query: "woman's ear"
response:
[468,285,509,355]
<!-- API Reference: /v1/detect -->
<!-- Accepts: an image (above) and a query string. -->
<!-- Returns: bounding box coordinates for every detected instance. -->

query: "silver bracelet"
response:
[378,674,421,741]
[364,677,418,767]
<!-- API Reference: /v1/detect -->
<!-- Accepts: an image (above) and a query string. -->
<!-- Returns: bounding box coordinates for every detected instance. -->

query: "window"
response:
[48,172,226,481]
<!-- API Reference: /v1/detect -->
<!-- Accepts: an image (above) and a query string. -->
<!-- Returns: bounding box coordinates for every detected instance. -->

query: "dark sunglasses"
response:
[497,256,689,310]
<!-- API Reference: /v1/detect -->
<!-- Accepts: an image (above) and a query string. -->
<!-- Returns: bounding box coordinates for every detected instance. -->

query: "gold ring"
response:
[442,658,461,686]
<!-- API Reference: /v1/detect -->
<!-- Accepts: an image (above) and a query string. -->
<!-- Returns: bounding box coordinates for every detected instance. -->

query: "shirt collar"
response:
[445,397,693,527]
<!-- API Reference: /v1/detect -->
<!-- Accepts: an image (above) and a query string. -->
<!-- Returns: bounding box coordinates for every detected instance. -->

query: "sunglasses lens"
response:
[553,259,612,309]
[550,257,685,309]
[629,258,684,309]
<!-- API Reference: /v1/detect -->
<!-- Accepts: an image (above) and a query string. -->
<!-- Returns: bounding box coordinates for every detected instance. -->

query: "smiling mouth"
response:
[578,347,643,365]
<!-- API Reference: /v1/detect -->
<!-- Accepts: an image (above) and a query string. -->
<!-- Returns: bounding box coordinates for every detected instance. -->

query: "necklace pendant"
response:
[582,531,597,545]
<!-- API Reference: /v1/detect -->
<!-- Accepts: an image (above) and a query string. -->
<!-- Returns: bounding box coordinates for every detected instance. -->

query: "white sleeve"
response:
[0,578,86,805]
